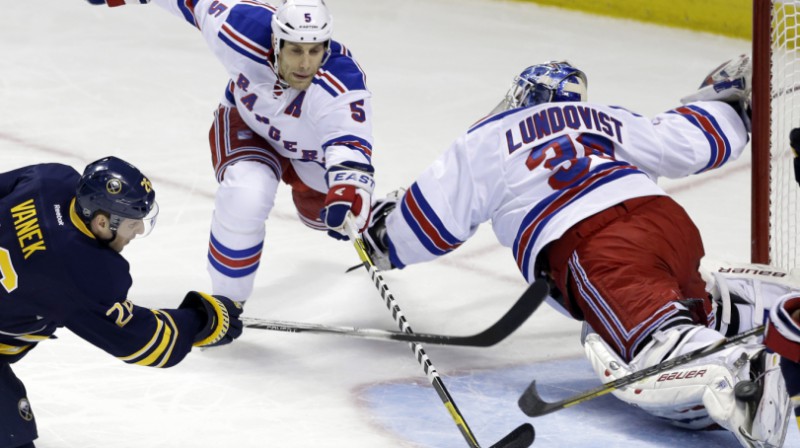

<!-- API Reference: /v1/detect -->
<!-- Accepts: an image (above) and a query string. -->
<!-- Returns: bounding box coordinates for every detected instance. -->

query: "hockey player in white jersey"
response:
[363,56,793,446]
[86,0,376,303]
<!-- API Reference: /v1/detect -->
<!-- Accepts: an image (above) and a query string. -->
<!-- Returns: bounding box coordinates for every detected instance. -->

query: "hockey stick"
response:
[518,324,766,417]
[344,219,536,448]
[241,280,546,347]
[242,282,549,347]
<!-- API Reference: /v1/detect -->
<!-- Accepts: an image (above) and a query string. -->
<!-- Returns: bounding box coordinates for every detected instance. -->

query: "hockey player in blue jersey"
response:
[0,156,243,448]
[85,0,377,305]
[362,56,795,446]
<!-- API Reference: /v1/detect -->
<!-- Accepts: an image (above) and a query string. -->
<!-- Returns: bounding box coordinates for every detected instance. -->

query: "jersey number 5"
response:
[0,247,19,293]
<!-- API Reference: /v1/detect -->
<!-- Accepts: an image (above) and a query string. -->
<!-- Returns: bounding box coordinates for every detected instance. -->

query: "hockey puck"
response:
[734,380,761,402]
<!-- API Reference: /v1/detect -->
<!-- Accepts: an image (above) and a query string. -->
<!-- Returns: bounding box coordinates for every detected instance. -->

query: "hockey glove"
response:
[85,0,150,6]
[791,128,800,188]
[680,54,752,132]
[179,291,243,348]
[362,190,403,270]
[321,161,375,240]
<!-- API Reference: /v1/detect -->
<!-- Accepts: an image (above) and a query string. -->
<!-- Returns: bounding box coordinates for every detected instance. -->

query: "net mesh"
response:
[769,1,800,268]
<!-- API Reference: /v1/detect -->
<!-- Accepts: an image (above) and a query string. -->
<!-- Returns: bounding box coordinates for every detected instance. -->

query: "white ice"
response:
[0,0,794,447]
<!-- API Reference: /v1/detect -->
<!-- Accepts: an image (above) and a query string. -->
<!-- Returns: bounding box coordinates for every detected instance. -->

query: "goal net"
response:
[752,0,800,268]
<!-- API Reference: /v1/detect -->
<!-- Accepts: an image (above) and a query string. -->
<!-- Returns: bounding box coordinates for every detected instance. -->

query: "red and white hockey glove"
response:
[85,0,150,6]
[764,294,800,363]
[321,161,375,241]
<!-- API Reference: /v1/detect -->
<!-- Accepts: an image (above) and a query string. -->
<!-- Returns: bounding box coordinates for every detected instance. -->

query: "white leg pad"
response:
[701,257,800,335]
[584,325,792,445]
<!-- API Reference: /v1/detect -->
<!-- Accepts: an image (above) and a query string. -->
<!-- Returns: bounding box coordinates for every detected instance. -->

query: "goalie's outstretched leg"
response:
[582,324,791,447]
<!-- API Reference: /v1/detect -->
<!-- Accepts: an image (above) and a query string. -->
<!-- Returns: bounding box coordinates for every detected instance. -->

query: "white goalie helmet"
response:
[271,0,333,60]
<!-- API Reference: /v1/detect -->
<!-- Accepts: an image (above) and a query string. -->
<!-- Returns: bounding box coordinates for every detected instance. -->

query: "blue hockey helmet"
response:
[75,156,158,239]
[502,61,588,110]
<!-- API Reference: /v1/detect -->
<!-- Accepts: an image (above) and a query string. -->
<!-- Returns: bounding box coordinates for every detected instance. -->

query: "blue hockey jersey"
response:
[0,164,204,368]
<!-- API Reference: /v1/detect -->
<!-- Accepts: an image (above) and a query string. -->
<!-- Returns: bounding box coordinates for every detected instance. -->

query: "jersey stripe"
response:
[323,135,373,159]
[207,233,263,278]
[513,162,644,281]
[570,252,686,360]
[219,22,271,64]
[670,105,732,173]
[176,0,199,28]
[211,106,284,183]
[118,310,180,367]
[400,183,463,256]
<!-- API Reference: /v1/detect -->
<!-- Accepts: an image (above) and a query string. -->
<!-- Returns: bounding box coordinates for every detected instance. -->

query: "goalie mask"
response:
[494,61,588,113]
[75,156,158,240]
[271,0,333,65]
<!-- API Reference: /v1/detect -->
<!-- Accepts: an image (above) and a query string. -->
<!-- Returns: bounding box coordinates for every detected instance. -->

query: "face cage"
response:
[109,201,159,240]
[508,77,556,109]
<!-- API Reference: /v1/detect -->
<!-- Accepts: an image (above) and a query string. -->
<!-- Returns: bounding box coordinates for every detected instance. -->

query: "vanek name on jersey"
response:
[11,198,46,259]
[505,104,625,154]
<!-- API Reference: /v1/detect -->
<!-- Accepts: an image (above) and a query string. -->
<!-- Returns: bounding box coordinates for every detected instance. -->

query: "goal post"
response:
[751,0,800,268]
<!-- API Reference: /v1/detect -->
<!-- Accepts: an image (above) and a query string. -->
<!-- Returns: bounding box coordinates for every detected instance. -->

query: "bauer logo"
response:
[656,369,707,382]
[717,267,787,277]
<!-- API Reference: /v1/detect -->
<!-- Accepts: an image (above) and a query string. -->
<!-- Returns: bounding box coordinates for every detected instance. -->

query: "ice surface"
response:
[1,0,794,447]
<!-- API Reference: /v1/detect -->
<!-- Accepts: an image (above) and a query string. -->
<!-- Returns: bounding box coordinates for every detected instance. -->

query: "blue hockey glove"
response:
[85,0,150,6]
[321,161,375,240]
[179,291,243,348]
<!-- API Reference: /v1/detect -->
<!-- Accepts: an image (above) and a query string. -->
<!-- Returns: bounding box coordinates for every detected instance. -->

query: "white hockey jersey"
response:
[385,101,749,282]
[154,0,373,192]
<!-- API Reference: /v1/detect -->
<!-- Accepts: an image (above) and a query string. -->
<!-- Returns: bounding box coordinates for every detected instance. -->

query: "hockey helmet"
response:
[75,156,158,239]
[271,0,333,62]
[502,61,588,111]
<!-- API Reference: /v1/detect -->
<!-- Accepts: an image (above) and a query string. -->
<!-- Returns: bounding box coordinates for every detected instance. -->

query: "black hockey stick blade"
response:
[488,423,535,448]
[242,279,548,347]
[344,263,361,273]
[518,325,766,417]
[518,380,557,417]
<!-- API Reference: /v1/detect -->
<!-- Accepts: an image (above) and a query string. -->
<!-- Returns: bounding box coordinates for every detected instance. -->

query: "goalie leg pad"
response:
[585,324,792,444]
[701,258,800,336]
[584,326,717,429]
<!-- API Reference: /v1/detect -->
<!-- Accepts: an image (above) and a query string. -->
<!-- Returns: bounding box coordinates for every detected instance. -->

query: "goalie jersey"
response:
[0,164,204,367]
[152,0,373,192]
[385,100,749,282]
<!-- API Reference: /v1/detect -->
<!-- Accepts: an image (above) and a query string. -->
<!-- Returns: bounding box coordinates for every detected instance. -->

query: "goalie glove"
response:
[85,0,150,6]
[680,54,752,132]
[321,161,375,240]
[362,189,403,270]
[179,291,243,348]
